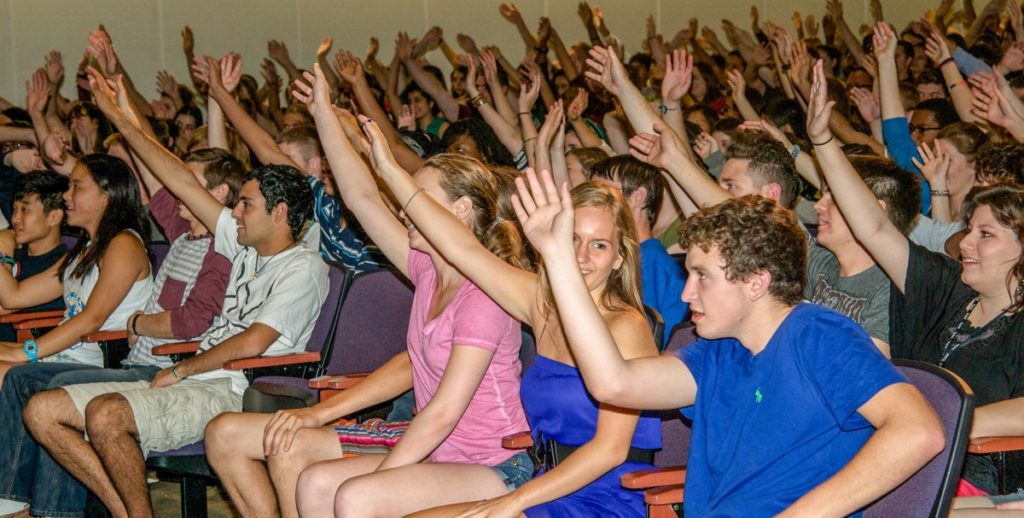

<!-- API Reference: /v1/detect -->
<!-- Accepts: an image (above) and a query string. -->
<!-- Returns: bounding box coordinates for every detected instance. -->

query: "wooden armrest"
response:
[224,352,320,370]
[308,373,371,389]
[621,465,687,489]
[0,310,65,324]
[308,375,334,389]
[644,484,684,506]
[151,342,201,356]
[327,374,370,389]
[501,431,534,449]
[13,317,63,330]
[969,436,1024,454]
[83,330,128,342]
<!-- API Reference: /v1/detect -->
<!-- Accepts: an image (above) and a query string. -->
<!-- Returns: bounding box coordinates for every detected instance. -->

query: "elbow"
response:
[588,382,628,407]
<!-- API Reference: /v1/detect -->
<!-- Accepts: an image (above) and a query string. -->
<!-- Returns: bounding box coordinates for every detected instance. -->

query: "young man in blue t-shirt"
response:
[516,168,945,517]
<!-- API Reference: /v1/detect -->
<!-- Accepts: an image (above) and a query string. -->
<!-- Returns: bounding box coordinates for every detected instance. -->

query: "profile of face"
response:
[565,153,588,188]
[911,46,930,75]
[7,147,45,173]
[938,138,976,198]
[175,114,198,145]
[909,109,941,146]
[682,244,752,339]
[916,83,946,101]
[895,45,910,73]
[813,186,855,250]
[451,69,467,98]
[63,164,109,232]
[231,179,278,248]
[12,194,62,246]
[405,166,466,253]
[573,205,623,295]
[408,90,433,120]
[447,134,483,162]
[959,205,1023,297]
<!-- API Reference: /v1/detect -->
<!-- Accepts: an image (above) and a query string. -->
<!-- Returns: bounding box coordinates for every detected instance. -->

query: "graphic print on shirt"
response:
[65,290,85,350]
[810,276,867,323]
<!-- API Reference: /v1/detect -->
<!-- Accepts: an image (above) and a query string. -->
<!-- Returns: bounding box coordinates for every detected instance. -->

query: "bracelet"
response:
[470,95,486,108]
[130,313,140,335]
[811,136,834,146]
[403,188,425,212]
[790,144,801,160]
[171,364,186,381]
[948,81,961,90]
[0,252,14,266]
[938,57,955,69]
[658,103,681,115]
[931,190,951,196]
[23,339,39,363]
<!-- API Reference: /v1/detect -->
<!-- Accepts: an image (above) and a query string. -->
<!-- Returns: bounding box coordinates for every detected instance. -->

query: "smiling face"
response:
[63,164,108,234]
[682,244,751,339]
[959,205,1023,296]
[813,185,854,250]
[408,90,433,120]
[573,205,624,296]
[404,166,461,253]
[230,179,276,248]
[12,194,61,246]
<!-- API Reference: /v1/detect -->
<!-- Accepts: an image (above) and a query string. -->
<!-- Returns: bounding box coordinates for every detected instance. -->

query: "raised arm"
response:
[193,54,242,153]
[512,169,696,410]
[399,33,462,122]
[912,141,953,221]
[826,0,868,66]
[358,116,540,322]
[875,22,906,121]
[292,66,411,276]
[468,53,524,156]
[630,124,730,209]
[806,60,911,291]
[661,49,694,139]
[87,68,223,234]
[924,22,978,124]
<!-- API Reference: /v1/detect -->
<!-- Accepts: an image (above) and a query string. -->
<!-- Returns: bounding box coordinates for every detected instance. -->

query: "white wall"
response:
[1,0,921,104]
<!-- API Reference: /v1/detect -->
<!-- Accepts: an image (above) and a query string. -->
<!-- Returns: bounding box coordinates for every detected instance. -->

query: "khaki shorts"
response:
[62,377,242,456]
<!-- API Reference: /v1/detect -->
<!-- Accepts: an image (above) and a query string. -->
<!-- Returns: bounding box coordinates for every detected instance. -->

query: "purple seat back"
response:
[864,360,974,518]
[323,269,413,375]
[304,262,349,357]
[147,242,171,273]
[149,441,205,457]
[664,323,699,355]
[655,411,692,468]
[60,233,80,251]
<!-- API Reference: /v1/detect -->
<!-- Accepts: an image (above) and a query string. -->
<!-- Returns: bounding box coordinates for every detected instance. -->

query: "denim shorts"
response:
[990,489,1024,505]
[491,451,534,491]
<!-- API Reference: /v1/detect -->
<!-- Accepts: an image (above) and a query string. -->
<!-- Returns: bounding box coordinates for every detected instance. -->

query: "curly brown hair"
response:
[963,182,1024,313]
[678,196,807,305]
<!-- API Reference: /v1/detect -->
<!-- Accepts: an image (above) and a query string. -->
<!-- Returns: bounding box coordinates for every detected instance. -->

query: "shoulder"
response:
[605,307,659,359]
[105,232,148,260]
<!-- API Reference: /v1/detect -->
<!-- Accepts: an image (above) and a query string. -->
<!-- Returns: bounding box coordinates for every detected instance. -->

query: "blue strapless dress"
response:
[522,355,662,517]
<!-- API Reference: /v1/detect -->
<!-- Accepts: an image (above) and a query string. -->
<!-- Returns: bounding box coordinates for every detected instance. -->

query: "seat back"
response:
[322,269,414,376]
[864,360,974,518]
[644,305,666,351]
[61,233,80,251]
[306,261,350,361]
[655,411,692,468]
[146,241,171,273]
[664,323,699,355]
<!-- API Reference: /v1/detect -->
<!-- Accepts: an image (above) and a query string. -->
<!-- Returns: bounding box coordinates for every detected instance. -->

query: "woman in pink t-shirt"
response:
[204,65,531,518]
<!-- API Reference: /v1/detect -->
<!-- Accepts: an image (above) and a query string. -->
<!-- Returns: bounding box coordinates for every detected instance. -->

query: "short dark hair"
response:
[726,130,800,208]
[174,105,204,128]
[916,68,944,87]
[679,195,806,305]
[245,165,313,240]
[914,98,959,126]
[848,156,922,235]
[14,171,68,212]
[440,118,515,167]
[589,155,665,224]
[182,148,246,207]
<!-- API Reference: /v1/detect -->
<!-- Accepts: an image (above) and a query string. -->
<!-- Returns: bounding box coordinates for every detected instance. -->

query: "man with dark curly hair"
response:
[532,189,945,516]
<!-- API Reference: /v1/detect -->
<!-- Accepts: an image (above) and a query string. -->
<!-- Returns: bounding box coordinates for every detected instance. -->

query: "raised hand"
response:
[479,49,501,84]
[922,20,952,65]
[519,69,542,114]
[577,1,595,26]
[156,70,178,97]
[911,140,950,186]
[291,64,331,118]
[566,89,588,121]
[693,131,720,161]
[512,168,574,257]
[456,33,479,55]
[662,49,693,103]
[44,51,64,87]
[267,40,293,67]
[792,11,804,33]
[42,132,70,166]
[804,14,819,38]
[422,26,443,48]
[317,36,334,60]
[357,115,402,175]
[181,26,195,54]
[334,50,364,84]
[26,69,50,114]
[396,32,416,62]
[397,104,416,131]
[726,68,746,102]
[826,0,844,21]
[261,58,282,91]
[367,37,380,62]
[584,45,627,97]
[499,3,523,23]
[537,17,552,45]
[647,14,657,40]
[849,86,881,123]
[87,30,118,76]
[85,67,120,119]
[629,123,688,171]
[219,53,242,93]
[537,100,565,148]
[806,60,836,144]
[870,0,884,21]
[872,21,897,61]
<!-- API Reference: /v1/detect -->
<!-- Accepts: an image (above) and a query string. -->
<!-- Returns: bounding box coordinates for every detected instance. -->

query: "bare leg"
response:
[206,412,280,518]
[951,496,1024,517]
[22,389,129,518]
[335,462,510,517]
[265,426,354,518]
[406,501,485,518]
[296,455,386,517]
[84,394,151,518]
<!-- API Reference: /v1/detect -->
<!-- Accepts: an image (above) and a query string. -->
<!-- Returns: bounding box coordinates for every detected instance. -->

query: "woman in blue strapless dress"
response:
[520,355,662,516]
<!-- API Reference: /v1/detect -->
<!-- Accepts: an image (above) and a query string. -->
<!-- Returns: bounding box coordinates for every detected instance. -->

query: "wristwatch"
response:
[23,339,39,363]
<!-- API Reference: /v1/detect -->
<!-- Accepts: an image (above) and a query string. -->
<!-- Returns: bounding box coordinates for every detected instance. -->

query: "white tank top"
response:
[44,232,154,366]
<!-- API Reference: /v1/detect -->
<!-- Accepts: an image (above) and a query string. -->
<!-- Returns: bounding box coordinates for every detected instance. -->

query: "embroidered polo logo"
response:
[754,387,763,404]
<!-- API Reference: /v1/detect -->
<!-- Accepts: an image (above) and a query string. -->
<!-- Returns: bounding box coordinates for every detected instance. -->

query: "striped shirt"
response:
[307,176,388,273]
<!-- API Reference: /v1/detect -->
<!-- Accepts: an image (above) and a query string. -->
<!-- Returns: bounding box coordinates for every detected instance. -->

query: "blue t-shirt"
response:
[639,238,687,345]
[881,117,930,215]
[307,176,389,274]
[674,303,905,517]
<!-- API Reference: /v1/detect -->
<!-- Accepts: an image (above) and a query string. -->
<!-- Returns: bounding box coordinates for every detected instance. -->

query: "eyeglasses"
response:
[909,124,942,134]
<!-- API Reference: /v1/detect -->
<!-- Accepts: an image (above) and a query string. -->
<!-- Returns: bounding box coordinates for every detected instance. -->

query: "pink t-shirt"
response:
[406,250,529,466]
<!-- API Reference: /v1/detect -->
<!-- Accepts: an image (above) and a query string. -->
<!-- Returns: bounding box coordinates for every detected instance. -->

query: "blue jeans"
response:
[0,362,160,518]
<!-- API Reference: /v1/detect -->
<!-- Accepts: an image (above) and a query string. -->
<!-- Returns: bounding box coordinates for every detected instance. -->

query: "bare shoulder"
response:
[604,307,659,360]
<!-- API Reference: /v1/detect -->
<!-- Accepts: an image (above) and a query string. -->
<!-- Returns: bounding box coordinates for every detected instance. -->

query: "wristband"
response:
[811,136,834,146]
[931,190,951,196]
[658,103,681,115]
[171,364,186,381]
[23,339,39,363]
[130,313,140,335]
[791,144,801,160]
[938,57,955,69]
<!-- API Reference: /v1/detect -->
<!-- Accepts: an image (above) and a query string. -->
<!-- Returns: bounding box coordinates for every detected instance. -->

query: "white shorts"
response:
[62,377,242,456]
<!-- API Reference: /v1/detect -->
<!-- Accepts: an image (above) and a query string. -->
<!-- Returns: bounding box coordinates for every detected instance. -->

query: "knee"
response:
[205,412,245,460]
[83,393,132,441]
[22,389,66,434]
[334,477,375,518]
[295,462,342,512]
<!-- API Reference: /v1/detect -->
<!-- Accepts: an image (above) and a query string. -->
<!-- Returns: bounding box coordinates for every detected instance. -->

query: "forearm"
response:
[0,127,36,143]
[31,311,108,360]
[439,39,462,68]
[134,311,175,340]
[734,93,760,121]
[940,63,978,123]
[210,86,290,166]
[403,59,461,121]
[878,59,906,120]
[830,111,886,155]
[971,397,1024,438]
[174,330,272,378]
[569,118,604,148]
[603,113,631,155]
[794,152,822,189]
[376,404,459,470]
[838,22,868,65]
[489,80,520,127]
[929,175,952,222]
[496,57,522,91]
[311,352,414,423]
[207,98,229,151]
[551,34,579,80]
[510,433,633,510]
